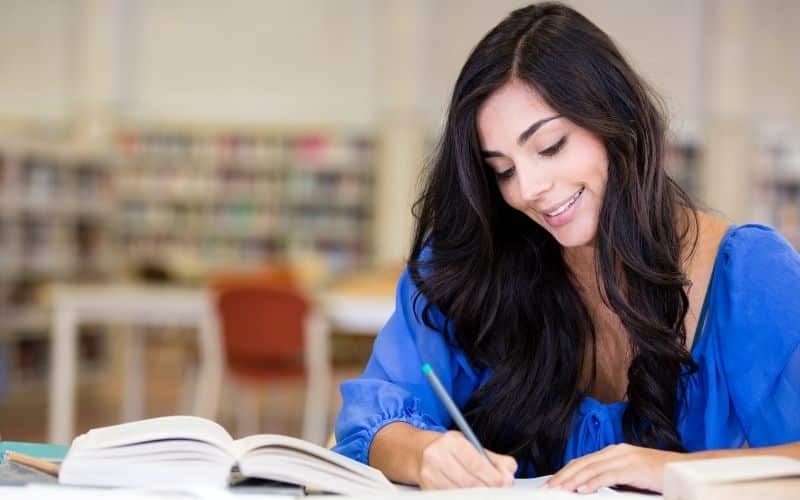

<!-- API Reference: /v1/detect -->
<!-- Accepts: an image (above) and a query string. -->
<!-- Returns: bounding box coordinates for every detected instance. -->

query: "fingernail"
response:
[577,485,590,493]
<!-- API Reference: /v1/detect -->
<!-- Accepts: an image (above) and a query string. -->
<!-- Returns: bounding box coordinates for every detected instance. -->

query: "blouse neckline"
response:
[580,223,737,410]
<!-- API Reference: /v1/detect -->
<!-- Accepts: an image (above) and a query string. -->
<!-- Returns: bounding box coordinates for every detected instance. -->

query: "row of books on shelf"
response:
[115,174,370,204]
[117,131,374,168]
[111,130,375,278]
[118,231,369,256]
[0,159,111,208]
[754,127,800,249]
[0,217,110,273]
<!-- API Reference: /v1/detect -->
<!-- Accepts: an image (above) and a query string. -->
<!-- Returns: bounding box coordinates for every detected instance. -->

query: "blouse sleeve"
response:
[714,224,800,446]
[331,266,484,465]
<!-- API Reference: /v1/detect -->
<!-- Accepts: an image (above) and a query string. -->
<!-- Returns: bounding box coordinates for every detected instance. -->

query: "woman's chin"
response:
[549,220,598,249]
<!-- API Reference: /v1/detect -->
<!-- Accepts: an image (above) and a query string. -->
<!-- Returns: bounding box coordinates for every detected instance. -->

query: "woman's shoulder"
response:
[704,219,800,351]
[690,216,799,353]
[690,210,794,258]
[715,222,798,276]
[700,222,800,438]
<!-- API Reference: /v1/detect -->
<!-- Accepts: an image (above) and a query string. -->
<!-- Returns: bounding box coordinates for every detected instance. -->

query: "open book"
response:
[58,415,396,495]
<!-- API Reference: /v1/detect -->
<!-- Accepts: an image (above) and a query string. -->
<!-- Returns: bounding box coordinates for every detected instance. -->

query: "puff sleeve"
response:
[331,267,485,464]
[713,225,800,446]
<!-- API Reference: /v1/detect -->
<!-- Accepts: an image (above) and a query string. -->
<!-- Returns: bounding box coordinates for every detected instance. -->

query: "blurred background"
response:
[0,0,798,446]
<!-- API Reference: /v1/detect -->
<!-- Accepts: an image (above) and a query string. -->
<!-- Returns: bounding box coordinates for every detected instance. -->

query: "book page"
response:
[65,439,231,463]
[233,434,391,485]
[71,416,234,455]
[241,451,386,490]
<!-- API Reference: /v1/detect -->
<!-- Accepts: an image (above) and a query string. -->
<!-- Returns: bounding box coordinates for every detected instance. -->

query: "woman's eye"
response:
[495,166,515,181]
[539,136,567,157]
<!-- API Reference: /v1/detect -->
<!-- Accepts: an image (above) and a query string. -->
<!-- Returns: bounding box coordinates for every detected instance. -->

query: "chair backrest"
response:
[210,264,295,291]
[211,267,310,369]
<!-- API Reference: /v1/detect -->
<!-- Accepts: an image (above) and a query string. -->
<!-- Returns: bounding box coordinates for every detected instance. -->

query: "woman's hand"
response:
[545,443,686,494]
[417,431,518,489]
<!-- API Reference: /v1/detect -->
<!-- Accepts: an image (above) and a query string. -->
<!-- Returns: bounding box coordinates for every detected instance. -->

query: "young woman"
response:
[332,2,800,493]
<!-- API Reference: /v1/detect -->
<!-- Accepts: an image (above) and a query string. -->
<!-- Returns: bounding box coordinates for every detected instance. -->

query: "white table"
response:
[322,293,395,336]
[48,285,224,444]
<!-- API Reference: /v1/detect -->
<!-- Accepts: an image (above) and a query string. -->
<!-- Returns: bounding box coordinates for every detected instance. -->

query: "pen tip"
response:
[421,363,432,374]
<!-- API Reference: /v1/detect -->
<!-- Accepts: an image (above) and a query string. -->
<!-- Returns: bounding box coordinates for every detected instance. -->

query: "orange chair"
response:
[211,267,330,444]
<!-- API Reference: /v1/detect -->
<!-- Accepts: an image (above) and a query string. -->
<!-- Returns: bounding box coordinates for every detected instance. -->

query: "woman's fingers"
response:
[487,450,518,480]
[418,430,516,489]
[547,443,623,488]
[546,444,681,494]
[419,432,480,488]
[419,463,460,489]
[556,456,629,492]
[450,441,514,487]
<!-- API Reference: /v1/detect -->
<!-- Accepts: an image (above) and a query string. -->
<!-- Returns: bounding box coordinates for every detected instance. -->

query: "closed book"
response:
[664,455,800,500]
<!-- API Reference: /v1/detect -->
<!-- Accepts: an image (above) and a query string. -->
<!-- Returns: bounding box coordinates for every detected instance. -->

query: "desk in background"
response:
[321,263,399,336]
[48,285,223,445]
[47,266,400,445]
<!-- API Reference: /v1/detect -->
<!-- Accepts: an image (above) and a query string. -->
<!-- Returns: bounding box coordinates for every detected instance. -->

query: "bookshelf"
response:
[115,127,375,282]
[665,138,701,200]
[753,128,800,248]
[0,140,115,393]
[0,126,377,395]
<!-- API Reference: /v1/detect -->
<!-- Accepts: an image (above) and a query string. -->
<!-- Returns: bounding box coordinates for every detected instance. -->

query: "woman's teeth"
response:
[547,187,584,217]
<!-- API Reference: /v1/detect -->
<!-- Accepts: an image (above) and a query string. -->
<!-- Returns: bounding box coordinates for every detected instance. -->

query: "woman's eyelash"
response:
[495,167,515,181]
[539,136,567,157]
[491,136,567,182]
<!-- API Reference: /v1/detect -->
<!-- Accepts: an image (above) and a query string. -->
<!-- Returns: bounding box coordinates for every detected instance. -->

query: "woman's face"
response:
[476,79,608,249]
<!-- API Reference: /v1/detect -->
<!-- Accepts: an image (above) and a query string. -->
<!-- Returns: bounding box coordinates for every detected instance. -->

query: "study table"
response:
[320,263,399,336]
[47,265,400,445]
[48,285,224,445]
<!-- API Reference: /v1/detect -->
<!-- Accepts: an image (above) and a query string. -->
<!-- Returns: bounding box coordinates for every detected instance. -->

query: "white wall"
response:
[0,0,709,132]
[125,0,378,126]
[750,0,800,126]
[2,1,799,130]
[0,0,75,121]
[420,0,705,138]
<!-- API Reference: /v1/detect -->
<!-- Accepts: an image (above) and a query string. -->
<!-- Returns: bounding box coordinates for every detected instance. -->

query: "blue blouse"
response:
[332,224,800,477]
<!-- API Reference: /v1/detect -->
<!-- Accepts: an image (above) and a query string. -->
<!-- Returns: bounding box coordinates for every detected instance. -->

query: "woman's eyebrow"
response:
[480,114,562,158]
[516,114,562,146]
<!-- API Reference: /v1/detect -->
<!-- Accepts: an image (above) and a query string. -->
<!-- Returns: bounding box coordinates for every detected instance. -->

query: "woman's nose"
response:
[516,166,553,203]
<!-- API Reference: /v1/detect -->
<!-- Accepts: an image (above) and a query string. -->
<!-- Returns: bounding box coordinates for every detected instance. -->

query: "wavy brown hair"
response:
[409,2,698,474]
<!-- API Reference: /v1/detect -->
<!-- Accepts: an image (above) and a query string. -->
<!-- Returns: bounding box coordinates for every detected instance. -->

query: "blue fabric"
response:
[332,224,800,477]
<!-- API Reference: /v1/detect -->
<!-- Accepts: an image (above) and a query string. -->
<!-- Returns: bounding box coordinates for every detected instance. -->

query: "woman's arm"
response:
[545,441,800,494]
[369,422,441,485]
[370,422,517,489]
[332,267,516,489]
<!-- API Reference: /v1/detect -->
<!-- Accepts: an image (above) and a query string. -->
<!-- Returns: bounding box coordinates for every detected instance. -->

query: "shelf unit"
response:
[0,140,115,394]
[753,129,800,249]
[665,139,701,200]
[115,127,376,282]
[0,126,377,396]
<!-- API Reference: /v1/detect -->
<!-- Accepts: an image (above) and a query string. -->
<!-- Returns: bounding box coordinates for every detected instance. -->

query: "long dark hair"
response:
[409,2,698,474]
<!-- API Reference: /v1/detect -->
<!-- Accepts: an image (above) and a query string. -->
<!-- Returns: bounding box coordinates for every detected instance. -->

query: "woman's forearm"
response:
[368,422,442,485]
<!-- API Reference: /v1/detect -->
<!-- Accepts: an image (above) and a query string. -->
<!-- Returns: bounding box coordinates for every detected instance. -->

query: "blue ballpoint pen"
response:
[421,363,497,468]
